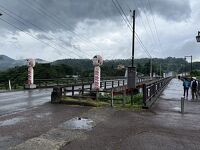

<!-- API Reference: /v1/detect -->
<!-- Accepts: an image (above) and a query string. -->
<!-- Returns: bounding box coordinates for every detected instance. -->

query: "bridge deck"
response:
[153,78,200,113]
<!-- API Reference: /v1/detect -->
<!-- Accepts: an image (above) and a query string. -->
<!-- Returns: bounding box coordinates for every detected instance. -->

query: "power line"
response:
[0,17,83,58]
[0,7,88,58]
[19,0,92,58]
[138,0,161,52]
[137,0,158,50]
[112,0,133,31]
[112,0,152,58]
[146,0,162,50]
[21,0,102,56]
[130,0,157,51]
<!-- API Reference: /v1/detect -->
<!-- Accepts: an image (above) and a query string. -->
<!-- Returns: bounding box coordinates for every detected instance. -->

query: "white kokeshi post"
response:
[27,59,35,85]
[25,59,36,89]
[92,55,103,91]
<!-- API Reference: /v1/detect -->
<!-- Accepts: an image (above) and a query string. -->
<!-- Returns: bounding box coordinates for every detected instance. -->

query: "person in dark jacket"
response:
[191,77,198,100]
[183,78,190,98]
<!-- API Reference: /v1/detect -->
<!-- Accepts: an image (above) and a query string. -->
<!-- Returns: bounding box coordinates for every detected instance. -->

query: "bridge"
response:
[0,76,171,116]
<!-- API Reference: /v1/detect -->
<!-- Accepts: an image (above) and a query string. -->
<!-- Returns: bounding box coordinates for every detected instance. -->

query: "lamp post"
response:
[185,55,192,76]
[196,31,200,42]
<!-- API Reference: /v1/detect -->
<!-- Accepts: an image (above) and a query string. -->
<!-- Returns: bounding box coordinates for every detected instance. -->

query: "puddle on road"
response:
[35,112,52,118]
[173,107,181,111]
[61,117,94,130]
[0,117,24,127]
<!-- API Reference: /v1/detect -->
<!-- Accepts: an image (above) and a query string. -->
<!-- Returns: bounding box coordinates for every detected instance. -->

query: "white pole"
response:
[111,89,113,107]
[8,80,11,91]
[150,58,152,78]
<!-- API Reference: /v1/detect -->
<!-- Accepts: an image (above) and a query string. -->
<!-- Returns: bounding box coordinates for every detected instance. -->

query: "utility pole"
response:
[191,55,192,74]
[185,55,192,76]
[128,10,136,106]
[185,57,186,76]
[160,64,161,78]
[150,58,152,78]
[132,10,135,67]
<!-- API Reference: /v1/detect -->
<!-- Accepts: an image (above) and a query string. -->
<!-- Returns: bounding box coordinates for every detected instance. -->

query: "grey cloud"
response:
[149,0,191,21]
[0,0,192,32]
[36,34,53,40]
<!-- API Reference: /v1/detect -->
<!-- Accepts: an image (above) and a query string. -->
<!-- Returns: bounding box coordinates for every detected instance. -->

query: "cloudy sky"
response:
[0,0,199,61]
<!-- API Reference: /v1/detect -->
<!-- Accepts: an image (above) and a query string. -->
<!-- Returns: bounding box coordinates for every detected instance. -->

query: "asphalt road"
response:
[0,80,127,116]
[0,89,53,116]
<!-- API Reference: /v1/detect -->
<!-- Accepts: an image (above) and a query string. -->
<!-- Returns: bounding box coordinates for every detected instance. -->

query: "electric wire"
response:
[130,0,157,50]
[19,0,92,58]
[0,17,84,58]
[146,0,162,50]
[138,0,160,51]
[112,0,152,58]
[0,7,87,58]
[22,0,102,55]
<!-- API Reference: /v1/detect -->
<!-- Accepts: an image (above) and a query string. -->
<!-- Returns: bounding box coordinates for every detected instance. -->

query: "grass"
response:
[61,92,144,110]
[98,92,143,109]
[62,96,109,107]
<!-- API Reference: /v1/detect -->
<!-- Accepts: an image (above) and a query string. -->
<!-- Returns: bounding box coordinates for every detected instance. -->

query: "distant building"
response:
[117,64,125,70]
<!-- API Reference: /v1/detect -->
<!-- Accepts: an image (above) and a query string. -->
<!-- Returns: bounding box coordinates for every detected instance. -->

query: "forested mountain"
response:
[0,55,48,71]
[53,57,192,75]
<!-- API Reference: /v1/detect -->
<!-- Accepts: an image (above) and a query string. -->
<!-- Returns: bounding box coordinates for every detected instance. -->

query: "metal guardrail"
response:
[35,76,151,89]
[0,76,152,94]
[60,77,153,97]
[142,77,173,108]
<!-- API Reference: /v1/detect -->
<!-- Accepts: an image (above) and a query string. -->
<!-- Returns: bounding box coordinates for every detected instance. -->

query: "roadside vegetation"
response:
[61,93,143,109]
[191,70,200,80]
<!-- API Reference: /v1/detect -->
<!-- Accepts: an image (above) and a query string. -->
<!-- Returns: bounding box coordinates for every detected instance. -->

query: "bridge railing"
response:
[58,76,153,97]
[35,76,128,88]
[142,77,172,108]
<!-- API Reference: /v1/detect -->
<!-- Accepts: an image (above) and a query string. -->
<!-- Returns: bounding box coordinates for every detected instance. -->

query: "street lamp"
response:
[196,31,200,42]
[185,55,192,76]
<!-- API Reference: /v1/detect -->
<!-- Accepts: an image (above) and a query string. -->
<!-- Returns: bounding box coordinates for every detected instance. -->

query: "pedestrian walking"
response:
[191,77,198,100]
[183,78,190,99]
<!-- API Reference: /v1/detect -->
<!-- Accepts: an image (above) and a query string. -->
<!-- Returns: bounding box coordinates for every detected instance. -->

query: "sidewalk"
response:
[61,78,200,150]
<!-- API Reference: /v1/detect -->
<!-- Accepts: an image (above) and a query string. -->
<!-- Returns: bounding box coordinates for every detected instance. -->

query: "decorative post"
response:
[92,55,103,100]
[25,59,36,89]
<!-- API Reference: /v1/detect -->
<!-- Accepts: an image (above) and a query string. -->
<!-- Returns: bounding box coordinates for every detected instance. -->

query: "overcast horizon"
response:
[0,0,199,62]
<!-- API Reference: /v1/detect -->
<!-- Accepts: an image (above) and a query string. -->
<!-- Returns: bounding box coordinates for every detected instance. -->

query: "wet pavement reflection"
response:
[61,117,94,130]
[0,117,24,127]
[161,78,192,100]
[0,89,52,116]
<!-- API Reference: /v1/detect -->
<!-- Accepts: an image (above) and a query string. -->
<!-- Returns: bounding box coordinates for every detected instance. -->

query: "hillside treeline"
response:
[0,57,199,89]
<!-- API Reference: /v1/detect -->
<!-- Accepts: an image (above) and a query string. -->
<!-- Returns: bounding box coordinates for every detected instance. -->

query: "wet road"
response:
[0,89,52,116]
[61,78,200,150]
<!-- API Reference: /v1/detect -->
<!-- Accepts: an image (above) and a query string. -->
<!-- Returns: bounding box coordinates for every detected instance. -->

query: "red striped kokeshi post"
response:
[26,59,36,86]
[94,66,100,90]
[28,66,33,85]
[92,55,103,91]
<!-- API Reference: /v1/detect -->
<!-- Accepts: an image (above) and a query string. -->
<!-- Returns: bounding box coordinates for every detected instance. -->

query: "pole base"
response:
[25,84,37,89]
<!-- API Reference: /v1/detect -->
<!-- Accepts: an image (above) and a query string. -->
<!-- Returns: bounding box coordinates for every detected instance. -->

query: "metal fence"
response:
[58,76,153,97]
[142,77,172,108]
